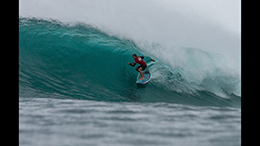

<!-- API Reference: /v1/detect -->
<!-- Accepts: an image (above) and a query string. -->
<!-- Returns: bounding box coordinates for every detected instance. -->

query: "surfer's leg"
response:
[135,66,140,71]
[138,67,144,80]
[136,66,142,72]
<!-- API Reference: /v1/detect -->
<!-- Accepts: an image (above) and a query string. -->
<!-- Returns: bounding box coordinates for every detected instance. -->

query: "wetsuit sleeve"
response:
[140,56,144,59]
[129,62,136,67]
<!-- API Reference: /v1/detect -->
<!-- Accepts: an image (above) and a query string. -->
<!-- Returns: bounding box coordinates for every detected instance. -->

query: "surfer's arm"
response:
[128,62,136,67]
[140,56,155,62]
[145,59,155,63]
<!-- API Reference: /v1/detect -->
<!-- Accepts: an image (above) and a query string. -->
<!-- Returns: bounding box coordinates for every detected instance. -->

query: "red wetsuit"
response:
[134,56,146,66]
[129,56,147,71]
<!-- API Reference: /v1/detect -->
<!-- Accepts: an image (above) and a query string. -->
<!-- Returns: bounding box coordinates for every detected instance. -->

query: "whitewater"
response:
[19,0,241,146]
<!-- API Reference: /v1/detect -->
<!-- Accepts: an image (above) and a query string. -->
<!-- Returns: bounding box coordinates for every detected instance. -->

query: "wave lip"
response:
[19,18,240,108]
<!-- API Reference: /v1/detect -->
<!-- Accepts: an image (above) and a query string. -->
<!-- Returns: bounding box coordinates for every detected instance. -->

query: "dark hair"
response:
[132,54,137,57]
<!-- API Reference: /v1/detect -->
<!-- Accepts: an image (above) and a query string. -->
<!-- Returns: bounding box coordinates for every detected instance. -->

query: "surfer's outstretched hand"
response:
[151,59,155,62]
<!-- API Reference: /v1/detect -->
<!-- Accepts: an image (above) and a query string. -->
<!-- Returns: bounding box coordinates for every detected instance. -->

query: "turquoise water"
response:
[19,18,241,146]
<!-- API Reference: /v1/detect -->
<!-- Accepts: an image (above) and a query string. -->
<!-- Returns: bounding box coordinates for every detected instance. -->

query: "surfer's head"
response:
[132,54,137,60]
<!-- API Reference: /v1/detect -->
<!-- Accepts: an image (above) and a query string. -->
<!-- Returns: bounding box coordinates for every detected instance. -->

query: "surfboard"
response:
[136,71,152,84]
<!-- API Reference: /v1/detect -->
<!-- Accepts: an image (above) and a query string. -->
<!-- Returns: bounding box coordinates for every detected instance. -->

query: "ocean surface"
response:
[19,17,241,146]
[19,97,240,146]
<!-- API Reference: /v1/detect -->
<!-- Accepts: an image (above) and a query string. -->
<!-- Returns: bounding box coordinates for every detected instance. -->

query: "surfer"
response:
[128,54,155,80]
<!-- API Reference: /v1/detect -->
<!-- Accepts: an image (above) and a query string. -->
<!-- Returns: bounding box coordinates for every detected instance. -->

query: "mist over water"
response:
[19,0,241,58]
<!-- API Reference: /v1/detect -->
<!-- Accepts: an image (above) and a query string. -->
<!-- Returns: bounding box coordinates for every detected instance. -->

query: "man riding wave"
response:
[128,54,155,80]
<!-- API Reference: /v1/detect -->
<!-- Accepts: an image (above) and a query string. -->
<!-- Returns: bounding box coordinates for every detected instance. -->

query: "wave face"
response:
[19,18,240,107]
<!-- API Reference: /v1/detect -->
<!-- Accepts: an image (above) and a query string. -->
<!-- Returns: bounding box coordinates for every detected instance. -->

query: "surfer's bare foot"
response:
[139,77,144,80]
